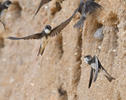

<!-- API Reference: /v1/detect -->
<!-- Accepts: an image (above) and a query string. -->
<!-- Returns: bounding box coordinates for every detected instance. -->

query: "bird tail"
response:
[74,15,86,28]
[37,44,44,56]
[37,38,49,56]
[101,67,115,82]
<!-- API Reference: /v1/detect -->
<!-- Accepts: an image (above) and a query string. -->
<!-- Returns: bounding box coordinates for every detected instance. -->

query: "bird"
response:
[74,0,102,28]
[0,0,12,14]
[84,55,115,88]
[33,0,51,18]
[0,0,12,29]
[8,8,77,55]
[8,8,77,40]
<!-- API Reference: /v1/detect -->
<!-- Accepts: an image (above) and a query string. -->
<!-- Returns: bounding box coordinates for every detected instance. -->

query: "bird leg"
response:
[37,37,49,56]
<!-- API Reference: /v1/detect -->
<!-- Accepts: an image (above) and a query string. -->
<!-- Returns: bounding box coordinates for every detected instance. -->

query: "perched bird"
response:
[0,0,12,29]
[74,0,102,28]
[33,0,51,18]
[84,55,115,88]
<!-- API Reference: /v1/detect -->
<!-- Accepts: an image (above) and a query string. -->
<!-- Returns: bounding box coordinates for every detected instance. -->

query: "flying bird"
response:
[0,0,12,29]
[33,0,51,18]
[8,9,77,55]
[74,0,102,28]
[8,8,77,40]
[84,55,115,88]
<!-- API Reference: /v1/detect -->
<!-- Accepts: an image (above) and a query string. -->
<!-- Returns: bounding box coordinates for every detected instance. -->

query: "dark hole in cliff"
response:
[0,37,4,49]
[12,2,22,18]
[51,1,62,16]
[107,12,119,26]
[58,86,68,100]
[97,23,103,28]
[58,87,67,96]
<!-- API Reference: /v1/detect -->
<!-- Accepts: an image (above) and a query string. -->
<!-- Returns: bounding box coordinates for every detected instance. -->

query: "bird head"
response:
[44,25,52,34]
[3,0,12,9]
[84,55,92,64]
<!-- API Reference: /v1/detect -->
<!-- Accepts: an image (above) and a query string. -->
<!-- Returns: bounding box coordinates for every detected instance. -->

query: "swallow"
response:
[0,0,12,29]
[8,8,77,40]
[84,55,115,88]
[33,0,51,18]
[74,0,102,28]
[8,9,77,55]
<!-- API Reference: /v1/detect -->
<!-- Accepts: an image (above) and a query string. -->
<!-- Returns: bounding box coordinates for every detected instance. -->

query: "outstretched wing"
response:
[8,32,45,40]
[101,63,115,82]
[93,55,99,82]
[33,0,51,17]
[74,1,86,28]
[88,68,94,88]
[50,8,78,36]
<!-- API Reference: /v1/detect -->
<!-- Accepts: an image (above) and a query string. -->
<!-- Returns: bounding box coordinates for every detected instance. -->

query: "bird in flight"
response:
[74,0,102,28]
[8,8,77,40]
[84,55,115,88]
[0,0,12,29]
[33,0,51,18]
[8,8,77,55]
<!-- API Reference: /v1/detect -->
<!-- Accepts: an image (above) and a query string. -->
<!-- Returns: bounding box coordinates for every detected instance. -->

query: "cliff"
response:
[0,0,126,100]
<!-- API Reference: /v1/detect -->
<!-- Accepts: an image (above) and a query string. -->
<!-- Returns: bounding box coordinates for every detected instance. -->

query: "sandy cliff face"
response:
[0,0,126,100]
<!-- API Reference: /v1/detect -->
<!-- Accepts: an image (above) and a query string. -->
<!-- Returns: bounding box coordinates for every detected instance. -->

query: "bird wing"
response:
[85,1,102,14]
[101,63,115,82]
[93,56,99,82]
[74,2,86,28]
[88,67,94,88]
[50,8,78,36]
[33,0,51,17]
[8,32,45,40]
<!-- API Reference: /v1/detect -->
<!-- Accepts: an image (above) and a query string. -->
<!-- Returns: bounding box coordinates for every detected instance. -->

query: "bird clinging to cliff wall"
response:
[74,0,102,28]
[84,55,115,88]
[0,0,12,29]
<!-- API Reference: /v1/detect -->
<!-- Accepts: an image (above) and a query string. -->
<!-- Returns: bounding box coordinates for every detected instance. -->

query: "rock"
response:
[94,26,104,40]
[0,0,126,100]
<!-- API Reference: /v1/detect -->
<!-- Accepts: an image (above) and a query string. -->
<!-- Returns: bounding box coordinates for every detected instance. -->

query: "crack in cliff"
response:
[73,30,82,100]
[50,1,63,16]
[0,37,4,49]
[56,34,64,60]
